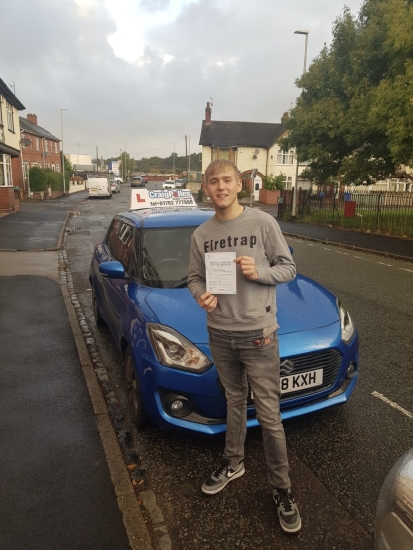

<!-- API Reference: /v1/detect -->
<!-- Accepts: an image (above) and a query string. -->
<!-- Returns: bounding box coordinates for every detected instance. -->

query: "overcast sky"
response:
[1,0,364,160]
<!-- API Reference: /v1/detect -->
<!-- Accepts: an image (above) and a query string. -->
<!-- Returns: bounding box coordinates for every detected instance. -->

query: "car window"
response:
[106,219,135,274]
[106,219,121,257]
[141,226,196,288]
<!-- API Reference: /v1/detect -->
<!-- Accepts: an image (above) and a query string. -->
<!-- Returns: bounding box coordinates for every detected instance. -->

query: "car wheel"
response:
[124,348,148,428]
[92,286,105,327]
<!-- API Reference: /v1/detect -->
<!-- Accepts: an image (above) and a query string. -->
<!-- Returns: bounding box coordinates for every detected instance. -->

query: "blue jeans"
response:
[208,328,291,490]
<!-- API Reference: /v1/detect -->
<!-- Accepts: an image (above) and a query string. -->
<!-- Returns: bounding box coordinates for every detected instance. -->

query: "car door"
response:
[101,219,136,342]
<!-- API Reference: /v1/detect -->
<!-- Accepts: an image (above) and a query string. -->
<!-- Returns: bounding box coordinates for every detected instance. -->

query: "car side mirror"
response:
[288,246,293,255]
[99,261,126,279]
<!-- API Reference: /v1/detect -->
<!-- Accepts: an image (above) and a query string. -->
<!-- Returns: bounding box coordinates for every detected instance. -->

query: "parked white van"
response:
[88,177,112,199]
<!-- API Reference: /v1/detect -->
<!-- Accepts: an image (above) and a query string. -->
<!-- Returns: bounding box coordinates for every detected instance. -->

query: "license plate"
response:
[280,369,323,394]
[250,368,323,399]
[90,188,98,192]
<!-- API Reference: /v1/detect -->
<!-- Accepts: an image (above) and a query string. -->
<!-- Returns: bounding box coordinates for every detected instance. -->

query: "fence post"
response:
[375,192,382,232]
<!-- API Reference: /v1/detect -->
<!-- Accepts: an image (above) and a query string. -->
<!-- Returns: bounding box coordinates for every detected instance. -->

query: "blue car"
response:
[89,196,359,435]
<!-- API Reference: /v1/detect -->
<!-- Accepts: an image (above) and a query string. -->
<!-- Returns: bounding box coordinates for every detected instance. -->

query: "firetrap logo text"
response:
[149,190,192,199]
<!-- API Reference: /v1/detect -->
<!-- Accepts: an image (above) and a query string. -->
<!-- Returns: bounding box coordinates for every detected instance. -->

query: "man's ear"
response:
[203,182,209,196]
[237,179,242,191]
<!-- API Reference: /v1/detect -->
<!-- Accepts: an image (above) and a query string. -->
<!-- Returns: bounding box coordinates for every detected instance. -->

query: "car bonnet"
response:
[144,274,339,343]
[276,274,339,335]
[145,288,208,343]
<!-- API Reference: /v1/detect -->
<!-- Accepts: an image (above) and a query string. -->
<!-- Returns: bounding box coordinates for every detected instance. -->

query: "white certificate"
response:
[205,252,237,294]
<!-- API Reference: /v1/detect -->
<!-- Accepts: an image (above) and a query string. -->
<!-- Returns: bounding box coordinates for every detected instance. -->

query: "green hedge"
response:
[29,167,64,191]
[28,167,47,191]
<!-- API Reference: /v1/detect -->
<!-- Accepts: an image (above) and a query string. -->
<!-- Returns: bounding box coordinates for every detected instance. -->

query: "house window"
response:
[0,101,4,142]
[55,163,60,172]
[276,149,294,165]
[6,102,14,132]
[54,142,57,153]
[36,138,39,150]
[46,163,51,169]
[211,147,234,161]
[52,164,55,171]
[23,161,29,179]
[45,140,48,152]
[22,133,27,147]
[0,154,13,186]
[282,175,293,190]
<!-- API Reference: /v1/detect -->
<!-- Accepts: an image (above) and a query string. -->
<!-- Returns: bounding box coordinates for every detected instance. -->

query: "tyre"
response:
[92,285,105,327]
[124,348,148,428]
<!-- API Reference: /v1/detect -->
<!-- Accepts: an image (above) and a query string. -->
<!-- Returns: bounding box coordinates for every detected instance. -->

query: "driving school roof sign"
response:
[130,188,196,210]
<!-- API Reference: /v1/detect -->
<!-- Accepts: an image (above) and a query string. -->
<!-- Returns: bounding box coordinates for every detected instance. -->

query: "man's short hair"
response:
[204,159,240,184]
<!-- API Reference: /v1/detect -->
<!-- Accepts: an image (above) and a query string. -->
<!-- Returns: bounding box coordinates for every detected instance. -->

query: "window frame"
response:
[6,102,14,132]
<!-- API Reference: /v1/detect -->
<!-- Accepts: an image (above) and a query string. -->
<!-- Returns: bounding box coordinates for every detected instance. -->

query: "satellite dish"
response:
[254,149,259,154]
[253,154,257,159]
[20,137,32,147]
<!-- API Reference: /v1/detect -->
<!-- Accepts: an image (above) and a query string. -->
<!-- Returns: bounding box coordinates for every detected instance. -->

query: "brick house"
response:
[199,102,309,200]
[0,78,25,214]
[11,113,61,196]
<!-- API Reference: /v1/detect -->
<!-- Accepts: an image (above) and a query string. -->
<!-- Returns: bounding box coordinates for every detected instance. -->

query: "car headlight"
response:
[337,299,355,345]
[147,323,213,373]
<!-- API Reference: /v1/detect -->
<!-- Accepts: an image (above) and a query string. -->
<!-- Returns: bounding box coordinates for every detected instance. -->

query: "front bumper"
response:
[135,324,359,435]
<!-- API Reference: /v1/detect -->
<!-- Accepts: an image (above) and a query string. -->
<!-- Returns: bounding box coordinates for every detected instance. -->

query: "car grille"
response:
[217,348,343,407]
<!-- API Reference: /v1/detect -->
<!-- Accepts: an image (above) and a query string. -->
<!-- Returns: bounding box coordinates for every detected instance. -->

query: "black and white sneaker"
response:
[273,488,301,533]
[201,460,245,495]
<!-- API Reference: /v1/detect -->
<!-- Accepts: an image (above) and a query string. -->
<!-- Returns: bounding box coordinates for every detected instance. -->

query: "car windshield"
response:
[141,226,196,288]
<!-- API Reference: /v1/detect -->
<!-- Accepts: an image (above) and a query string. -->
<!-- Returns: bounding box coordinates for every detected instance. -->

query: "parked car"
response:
[88,177,112,199]
[375,447,413,550]
[163,179,176,189]
[89,190,359,435]
[175,179,184,188]
[110,181,121,194]
[131,176,145,188]
[113,177,123,183]
[141,176,148,184]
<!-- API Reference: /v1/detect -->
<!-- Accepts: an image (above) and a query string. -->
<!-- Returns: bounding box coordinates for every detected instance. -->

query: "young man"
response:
[188,159,301,533]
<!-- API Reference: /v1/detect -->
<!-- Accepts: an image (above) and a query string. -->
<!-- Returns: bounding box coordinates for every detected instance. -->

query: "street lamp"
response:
[60,108,68,195]
[292,30,309,219]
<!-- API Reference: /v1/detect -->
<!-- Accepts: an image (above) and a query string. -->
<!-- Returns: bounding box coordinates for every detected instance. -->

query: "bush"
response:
[44,168,63,191]
[237,190,248,199]
[262,173,285,191]
[29,167,47,191]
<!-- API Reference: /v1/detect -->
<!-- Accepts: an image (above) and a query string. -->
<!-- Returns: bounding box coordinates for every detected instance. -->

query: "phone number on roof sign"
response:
[150,199,194,206]
[149,190,192,199]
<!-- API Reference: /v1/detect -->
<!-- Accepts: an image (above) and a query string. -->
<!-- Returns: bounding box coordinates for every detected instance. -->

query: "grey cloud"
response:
[0,0,364,159]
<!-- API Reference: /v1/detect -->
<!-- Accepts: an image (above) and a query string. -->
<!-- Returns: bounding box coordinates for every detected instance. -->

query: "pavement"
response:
[0,197,152,550]
[0,195,411,549]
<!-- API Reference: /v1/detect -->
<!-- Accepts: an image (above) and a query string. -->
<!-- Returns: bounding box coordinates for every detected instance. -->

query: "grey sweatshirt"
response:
[188,207,296,331]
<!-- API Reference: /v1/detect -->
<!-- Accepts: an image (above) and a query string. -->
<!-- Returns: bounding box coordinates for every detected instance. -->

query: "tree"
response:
[281,0,413,185]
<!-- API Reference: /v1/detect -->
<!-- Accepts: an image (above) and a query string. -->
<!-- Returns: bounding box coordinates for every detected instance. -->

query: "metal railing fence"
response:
[278,190,413,239]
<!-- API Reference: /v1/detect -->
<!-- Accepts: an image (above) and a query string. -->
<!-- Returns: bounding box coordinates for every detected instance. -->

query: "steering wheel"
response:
[156,258,185,267]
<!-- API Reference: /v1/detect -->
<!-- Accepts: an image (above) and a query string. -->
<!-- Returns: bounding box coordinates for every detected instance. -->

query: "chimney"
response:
[205,102,211,124]
[27,113,38,125]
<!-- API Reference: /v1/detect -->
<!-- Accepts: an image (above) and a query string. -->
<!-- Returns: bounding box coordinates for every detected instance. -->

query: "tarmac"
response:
[0,196,411,550]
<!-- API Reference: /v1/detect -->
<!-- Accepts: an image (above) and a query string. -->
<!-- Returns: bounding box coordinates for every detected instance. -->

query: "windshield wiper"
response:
[172,276,188,289]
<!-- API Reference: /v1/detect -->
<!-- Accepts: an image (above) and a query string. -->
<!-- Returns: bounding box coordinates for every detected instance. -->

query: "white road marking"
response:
[342,252,349,255]
[372,391,413,419]
[324,247,330,250]
[400,268,413,273]
[336,251,343,254]
[377,262,392,267]
[355,256,363,259]
[307,243,315,246]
